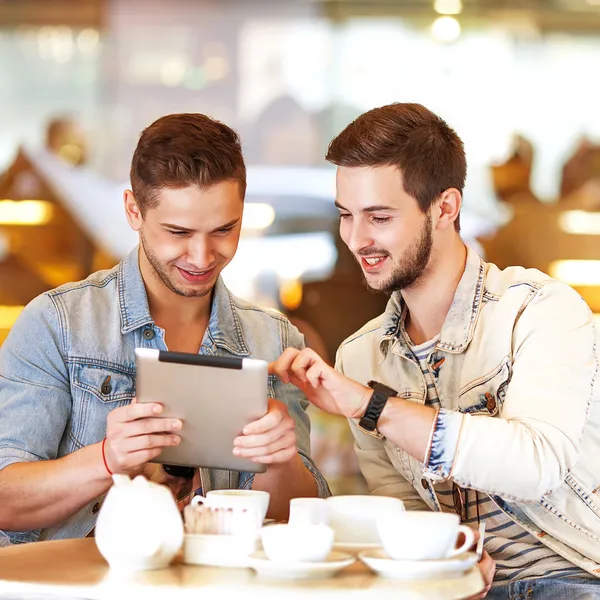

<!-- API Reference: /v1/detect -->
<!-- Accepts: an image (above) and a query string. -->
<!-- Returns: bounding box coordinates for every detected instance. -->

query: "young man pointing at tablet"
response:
[270,104,600,598]
[0,113,329,546]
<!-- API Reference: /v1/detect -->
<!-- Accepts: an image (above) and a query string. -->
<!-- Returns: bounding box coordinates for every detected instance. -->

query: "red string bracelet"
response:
[101,437,113,476]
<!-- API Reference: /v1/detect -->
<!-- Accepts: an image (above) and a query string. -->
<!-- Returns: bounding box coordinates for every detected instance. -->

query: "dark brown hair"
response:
[326,103,465,231]
[130,113,246,214]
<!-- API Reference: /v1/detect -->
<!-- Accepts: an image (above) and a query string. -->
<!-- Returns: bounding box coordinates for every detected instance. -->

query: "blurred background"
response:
[3,0,600,494]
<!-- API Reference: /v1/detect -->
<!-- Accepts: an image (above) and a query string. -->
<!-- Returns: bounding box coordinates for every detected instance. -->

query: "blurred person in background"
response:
[244,95,321,166]
[271,103,600,599]
[560,137,600,200]
[490,134,539,205]
[0,113,329,546]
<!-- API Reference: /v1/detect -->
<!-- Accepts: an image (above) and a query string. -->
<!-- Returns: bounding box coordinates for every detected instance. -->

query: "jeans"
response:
[486,577,600,600]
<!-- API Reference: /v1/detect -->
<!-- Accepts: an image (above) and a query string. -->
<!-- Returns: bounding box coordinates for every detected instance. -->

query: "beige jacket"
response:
[337,248,600,576]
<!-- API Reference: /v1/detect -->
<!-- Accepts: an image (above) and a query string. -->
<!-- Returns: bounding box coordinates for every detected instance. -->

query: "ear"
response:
[434,188,462,231]
[124,189,143,232]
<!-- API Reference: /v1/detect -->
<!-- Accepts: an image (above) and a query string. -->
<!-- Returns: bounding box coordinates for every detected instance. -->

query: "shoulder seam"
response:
[46,271,118,298]
[341,318,384,346]
[233,303,287,323]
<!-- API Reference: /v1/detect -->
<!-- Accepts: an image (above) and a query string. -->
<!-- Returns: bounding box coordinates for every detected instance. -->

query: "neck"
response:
[402,236,467,345]
[138,248,213,326]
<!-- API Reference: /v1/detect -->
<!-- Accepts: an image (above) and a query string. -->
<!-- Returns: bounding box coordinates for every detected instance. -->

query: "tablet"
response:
[135,348,268,473]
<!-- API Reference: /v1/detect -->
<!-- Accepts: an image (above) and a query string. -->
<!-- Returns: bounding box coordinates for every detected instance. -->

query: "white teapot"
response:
[95,474,184,571]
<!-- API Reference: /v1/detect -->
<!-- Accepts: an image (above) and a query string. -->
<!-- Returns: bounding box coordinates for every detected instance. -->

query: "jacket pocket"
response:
[458,356,511,416]
[73,363,136,403]
[566,473,600,521]
[71,363,135,448]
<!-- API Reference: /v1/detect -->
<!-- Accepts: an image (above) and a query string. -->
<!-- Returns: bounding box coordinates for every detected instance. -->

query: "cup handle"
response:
[448,525,476,558]
[191,495,207,507]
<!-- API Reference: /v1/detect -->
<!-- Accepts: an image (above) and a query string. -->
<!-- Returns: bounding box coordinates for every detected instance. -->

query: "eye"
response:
[371,216,391,224]
[339,213,351,220]
[168,230,189,237]
[214,226,235,236]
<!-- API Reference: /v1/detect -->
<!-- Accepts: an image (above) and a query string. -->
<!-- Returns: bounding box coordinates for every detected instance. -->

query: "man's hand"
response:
[465,528,496,599]
[467,550,495,599]
[232,398,297,464]
[269,347,372,418]
[104,399,182,475]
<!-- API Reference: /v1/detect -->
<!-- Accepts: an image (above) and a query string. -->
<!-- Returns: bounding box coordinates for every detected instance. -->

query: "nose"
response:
[343,220,373,255]
[186,235,215,268]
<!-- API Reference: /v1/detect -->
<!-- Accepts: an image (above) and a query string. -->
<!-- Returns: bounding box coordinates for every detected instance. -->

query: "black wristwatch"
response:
[357,380,397,438]
[162,464,196,479]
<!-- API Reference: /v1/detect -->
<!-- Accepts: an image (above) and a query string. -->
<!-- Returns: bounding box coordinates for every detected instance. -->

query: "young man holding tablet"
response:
[0,113,329,546]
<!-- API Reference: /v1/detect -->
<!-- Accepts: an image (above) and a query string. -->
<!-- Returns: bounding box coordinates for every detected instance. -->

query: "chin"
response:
[179,285,213,298]
[362,271,384,288]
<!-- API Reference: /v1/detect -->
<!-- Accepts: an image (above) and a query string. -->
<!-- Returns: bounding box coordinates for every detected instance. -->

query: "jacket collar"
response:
[117,246,249,356]
[118,247,153,334]
[379,246,486,355]
[204,277,250,356]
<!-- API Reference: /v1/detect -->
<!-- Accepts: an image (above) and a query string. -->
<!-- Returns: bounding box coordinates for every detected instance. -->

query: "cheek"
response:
[339,220,351,244]
[213,235,240,259]
[378,225,411,255]
[150,232,188,261]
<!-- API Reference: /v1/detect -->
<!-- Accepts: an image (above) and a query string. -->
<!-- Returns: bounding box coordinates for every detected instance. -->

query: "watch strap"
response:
[357,380,397,438]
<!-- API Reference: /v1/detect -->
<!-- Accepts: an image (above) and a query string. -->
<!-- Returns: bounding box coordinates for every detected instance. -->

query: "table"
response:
[0,538,484,599]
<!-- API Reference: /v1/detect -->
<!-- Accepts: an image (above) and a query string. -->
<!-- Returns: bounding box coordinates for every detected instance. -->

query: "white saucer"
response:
[247,550,355,580]
[333,541,381,555]
[359,549,478,580]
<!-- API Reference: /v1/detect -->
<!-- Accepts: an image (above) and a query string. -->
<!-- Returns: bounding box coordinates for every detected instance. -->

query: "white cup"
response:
[289,498,330,527]
[261,523,335,563]
[377,511,475,561]
[326,495,405,544]
[192,490,270,528]
[184,532,258,567]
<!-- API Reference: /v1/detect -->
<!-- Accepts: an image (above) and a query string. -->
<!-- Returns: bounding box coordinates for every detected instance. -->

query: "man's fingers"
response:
[125,417,182,437]
[305,362,329,388]
[233,430,296,458]
[269,347,302,382]
[104,432,180,473]
[464,550,495,600]
[233,420,294,450]
[251,445,298,464]
[242,400,285,435]
[480,551,496,583]
[118,447,164,469]
[119,432,181,454]
[112,401,163,423]
[270,347,327,385]
[288,348,323,382]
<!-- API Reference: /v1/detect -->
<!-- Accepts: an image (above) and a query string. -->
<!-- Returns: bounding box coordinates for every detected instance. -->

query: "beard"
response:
[140,231,213,298]
[362,216,433,295]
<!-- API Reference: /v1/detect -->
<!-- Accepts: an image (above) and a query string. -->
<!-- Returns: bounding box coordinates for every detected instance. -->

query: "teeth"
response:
[365,257,385,265]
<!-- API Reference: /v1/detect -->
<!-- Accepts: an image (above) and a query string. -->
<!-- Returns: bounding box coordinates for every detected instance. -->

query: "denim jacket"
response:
[0,247,329,545]
[337,247,600,577]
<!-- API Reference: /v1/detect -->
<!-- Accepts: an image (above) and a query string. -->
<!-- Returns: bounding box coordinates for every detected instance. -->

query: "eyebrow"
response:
[334,202,398,213]
[160,218,241,233]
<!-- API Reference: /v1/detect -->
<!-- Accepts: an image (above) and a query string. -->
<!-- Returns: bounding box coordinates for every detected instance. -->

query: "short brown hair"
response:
[326,103,465,231]
[130,113,246,214]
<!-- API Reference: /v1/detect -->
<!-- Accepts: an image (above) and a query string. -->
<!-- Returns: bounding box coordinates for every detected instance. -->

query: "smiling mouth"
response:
[364,257,387,266]
[180,267,212,275]
[175,265,217,283]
